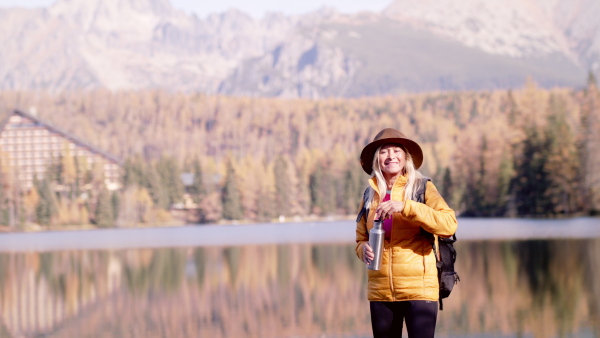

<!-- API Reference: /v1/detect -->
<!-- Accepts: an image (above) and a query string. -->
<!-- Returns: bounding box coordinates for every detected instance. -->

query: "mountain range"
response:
[0,0,598,98]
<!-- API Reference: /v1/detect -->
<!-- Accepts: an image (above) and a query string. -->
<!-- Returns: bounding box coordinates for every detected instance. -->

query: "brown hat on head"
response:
[360,128,423,174]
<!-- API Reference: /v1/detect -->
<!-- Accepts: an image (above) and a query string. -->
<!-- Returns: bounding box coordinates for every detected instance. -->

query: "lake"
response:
[0,218,599,337]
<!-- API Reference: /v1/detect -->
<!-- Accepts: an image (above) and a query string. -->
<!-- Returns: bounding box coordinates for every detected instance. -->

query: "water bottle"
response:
[367,219,385,270]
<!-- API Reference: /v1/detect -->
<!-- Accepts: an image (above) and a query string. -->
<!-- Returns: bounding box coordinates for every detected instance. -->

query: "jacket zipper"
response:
[389,243,395,301]
[389,190,396,301]
[374,184,397,301]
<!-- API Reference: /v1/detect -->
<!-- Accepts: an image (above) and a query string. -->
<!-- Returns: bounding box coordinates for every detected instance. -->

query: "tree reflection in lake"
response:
[0,239,598,337]
[439,239,600,337]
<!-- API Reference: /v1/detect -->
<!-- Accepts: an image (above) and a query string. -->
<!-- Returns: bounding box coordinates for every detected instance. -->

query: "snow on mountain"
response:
[383,0,575,59]
[549,0,600,73]
[383,0,600,74]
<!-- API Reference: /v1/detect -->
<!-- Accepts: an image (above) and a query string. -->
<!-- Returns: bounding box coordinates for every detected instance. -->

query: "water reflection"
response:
[0,239,599,337]
[440,239,600,338]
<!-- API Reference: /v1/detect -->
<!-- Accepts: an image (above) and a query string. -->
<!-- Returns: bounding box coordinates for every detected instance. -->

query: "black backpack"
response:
[356,178,459,310]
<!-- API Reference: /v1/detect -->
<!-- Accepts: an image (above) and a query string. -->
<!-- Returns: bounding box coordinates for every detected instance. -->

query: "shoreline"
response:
[0,213,596,234]
[0,217,599,253]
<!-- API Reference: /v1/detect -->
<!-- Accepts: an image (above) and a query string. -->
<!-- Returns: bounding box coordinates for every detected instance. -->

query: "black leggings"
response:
[370,300,438,338]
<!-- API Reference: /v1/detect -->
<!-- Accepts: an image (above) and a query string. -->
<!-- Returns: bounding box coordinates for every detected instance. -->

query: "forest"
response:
[0,76,598,228]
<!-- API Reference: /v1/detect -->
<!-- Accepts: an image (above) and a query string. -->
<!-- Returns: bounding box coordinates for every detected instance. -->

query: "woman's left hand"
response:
[375,201,405,220]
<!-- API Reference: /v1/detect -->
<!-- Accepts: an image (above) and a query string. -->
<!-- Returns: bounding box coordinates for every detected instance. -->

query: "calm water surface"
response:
[0,218,599,337]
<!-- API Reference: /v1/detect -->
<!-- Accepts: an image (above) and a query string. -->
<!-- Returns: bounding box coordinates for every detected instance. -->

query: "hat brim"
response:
[360,138,423,174]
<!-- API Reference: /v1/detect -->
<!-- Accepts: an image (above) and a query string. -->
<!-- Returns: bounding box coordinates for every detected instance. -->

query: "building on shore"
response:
[0,109,121,191]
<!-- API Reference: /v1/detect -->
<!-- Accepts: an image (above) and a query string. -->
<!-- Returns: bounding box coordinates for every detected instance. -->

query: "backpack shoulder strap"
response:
[416,177,444,309]
[356,187,371,223]
[414,177,431,204]
[417,177,435,242]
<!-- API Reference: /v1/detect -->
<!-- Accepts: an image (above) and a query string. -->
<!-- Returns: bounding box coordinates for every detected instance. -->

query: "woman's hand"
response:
[375,200,405,221]
[362,242,374,265]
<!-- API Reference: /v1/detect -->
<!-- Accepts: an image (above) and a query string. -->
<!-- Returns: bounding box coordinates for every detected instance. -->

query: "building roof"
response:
[0,109,123,165]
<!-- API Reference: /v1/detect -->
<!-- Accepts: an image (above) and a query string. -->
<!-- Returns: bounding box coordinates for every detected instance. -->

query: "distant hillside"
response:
[0,0,598,97]
[1,82,599,221]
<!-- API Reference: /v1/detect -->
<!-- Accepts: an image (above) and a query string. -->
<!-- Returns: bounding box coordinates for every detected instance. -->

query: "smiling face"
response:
[378,144,406,179]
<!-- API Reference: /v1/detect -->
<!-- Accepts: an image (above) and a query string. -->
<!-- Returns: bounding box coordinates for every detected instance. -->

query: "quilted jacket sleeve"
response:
[400,181,458,237]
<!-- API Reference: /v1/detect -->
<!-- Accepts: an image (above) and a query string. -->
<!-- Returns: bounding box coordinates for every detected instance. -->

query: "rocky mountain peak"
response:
[49,0,174,31]
[383,0,574,59]
[50,0,174,16]
[382,0,600,74]
[0,0,597,96]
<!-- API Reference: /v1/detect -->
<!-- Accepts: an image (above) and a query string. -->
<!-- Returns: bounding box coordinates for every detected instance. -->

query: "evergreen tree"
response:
[296,167,311,217]
[273,156,290,217]
[95,188,114,228]
[74,156,88,196]
[512,128,553,216]
[123,156,148,188]
[111,191,121,222]
[256,179,274,222]
[156,156,184,208]
[477,137,490,215]
[146,164,169,210]
[35,178,58,226]
[505,90,519,126]
[496,152,514,216]
[441,167,453,206]
[188,159,206,203]
[462,137,489,216]
[469,100,479,120]
[588,70,598,87]
[283,155,305,217]
[252,158,276,222]
[221,159,243,220]
[309,160,335,215]
[343,165,364,214]
[0,165,9,226]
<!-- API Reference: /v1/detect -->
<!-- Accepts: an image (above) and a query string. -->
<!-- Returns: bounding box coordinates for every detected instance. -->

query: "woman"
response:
[355,128,458,338]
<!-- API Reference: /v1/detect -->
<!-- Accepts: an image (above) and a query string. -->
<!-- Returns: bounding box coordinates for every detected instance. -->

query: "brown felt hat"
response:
[360,128,423,174]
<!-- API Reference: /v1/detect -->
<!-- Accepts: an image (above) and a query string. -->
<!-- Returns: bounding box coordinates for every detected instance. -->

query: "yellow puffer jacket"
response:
[355,175,458,302]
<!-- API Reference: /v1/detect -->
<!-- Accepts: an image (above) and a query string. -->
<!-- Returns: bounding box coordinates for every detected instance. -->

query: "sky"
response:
[0,0,393,18]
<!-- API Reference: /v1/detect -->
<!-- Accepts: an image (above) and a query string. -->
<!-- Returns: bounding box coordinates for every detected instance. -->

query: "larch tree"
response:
[273,156,291,218]
[544,94,580,215]
[256,161,275,222]
[580,81,600,214]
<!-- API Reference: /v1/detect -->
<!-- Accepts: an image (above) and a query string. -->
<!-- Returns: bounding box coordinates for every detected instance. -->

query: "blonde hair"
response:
[364,144,423,210]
